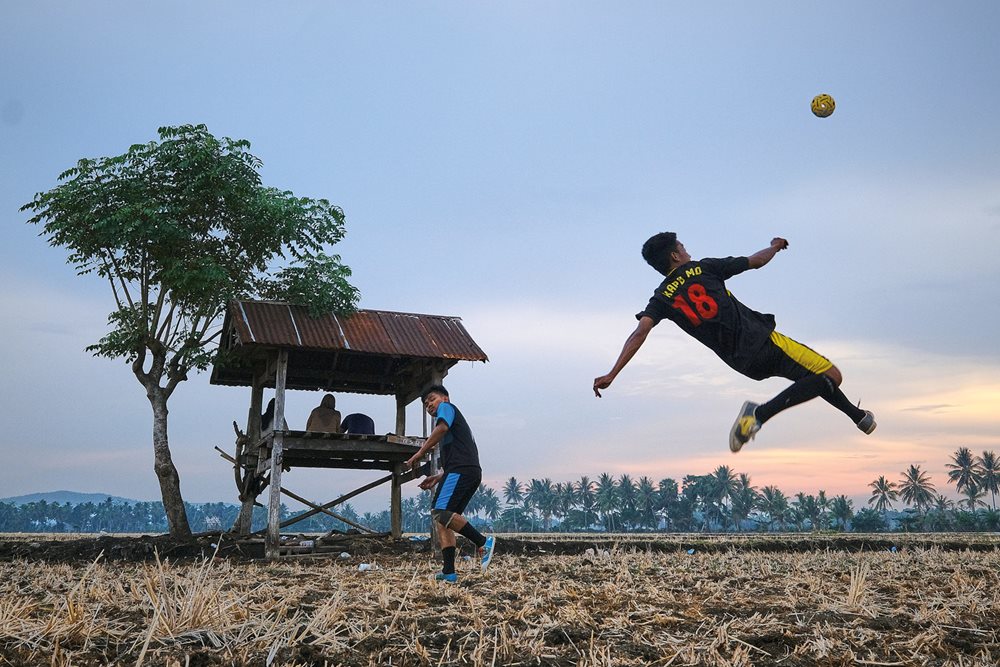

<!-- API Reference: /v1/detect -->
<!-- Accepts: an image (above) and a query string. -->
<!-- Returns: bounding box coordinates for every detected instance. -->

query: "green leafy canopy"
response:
[22,124,359,381]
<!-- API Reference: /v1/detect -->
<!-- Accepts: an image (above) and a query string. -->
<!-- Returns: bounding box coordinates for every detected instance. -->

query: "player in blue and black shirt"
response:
[593,232,875,452]
[406,385,496,583]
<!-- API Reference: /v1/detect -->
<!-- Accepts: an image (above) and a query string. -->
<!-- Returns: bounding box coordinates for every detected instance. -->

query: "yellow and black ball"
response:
[811,94,836,118]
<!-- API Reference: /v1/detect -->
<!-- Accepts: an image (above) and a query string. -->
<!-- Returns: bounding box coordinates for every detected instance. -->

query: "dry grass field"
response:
[1,533,999,666]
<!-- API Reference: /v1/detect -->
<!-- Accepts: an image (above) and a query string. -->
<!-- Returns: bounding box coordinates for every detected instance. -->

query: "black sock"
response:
[442,546,456,574]
[823,384,866,423]
[755,374,830,424]
[458,522,487,548]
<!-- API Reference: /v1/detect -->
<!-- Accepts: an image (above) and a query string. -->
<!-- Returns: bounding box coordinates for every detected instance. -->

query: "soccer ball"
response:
[811,94,835,118]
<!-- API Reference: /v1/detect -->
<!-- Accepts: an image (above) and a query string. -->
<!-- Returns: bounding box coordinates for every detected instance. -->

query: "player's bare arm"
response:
[747,237,789,269]
[405,421,449,470]
[593,316,657,397]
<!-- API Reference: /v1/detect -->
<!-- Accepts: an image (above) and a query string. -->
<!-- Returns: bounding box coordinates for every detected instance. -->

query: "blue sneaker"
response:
[434,572,458,584]
[479,535,496,573]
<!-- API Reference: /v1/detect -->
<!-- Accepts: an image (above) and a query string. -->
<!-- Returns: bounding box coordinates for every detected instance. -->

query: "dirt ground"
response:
[2,533,999,666]
[1,531,998,565]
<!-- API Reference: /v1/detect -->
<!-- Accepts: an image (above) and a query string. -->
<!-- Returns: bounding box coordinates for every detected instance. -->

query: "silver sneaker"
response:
[856,409,876,434]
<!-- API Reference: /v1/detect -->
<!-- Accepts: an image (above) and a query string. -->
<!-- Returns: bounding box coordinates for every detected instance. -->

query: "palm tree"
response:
[636,476,658,530]
[617,474,638,529]
[526,478,557,530]
[898,464,936,515]
[595,473,618,532]
[502,477,524,507]
[480,487,502,525]
[656,478,679,530]
[976,451,999,510]
[576,476,598,528]
[946,447,982,496]
[926,494,955,531]
[867,476,898,513]
[757,486,789,531]
[959,485,986,512]
[793,493,821,531]
[710,465,739,529]
[553,482,577,528]
[830,495,854,531]
[729,474,757,532]
[817,490,831,530]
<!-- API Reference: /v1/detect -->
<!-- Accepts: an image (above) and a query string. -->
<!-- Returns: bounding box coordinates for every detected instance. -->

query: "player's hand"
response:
[405,454,421,470]
[593,374,614,397]
[771,237,789,251]
[419,473,442,490]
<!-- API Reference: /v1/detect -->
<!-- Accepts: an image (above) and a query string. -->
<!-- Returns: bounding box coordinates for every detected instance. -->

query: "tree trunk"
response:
[148,389,192,538]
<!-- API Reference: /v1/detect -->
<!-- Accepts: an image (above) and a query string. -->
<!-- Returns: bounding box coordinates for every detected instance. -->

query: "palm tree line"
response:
[466,446,1000,533]
[5,448,997,534]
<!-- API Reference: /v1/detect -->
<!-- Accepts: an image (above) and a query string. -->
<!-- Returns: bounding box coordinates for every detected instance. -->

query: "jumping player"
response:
[406,385,496,582]
[593,233,875,452]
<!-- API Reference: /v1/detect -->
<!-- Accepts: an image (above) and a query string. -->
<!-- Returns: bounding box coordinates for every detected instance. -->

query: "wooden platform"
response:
[245,428,427,557]
[248,431,424,471]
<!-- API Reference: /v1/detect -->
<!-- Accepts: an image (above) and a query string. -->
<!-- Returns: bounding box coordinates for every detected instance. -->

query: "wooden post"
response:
[395,393,406,437]
[428,368,444,548]
[391,463,403,539]
[248,377,264,442]
[265,349,289,559]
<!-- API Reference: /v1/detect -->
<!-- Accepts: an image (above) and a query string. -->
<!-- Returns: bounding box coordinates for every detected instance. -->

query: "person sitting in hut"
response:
[261,397,288,432]
[306,394,342,433]
[341,412,375,435]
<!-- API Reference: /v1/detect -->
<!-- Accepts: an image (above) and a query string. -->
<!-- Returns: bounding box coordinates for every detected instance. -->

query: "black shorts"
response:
[740,331,834,381]
[432,468,482,515]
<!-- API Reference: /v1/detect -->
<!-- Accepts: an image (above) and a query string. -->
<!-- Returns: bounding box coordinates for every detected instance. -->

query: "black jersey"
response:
[637,257,778,375]
[434,402,481,472]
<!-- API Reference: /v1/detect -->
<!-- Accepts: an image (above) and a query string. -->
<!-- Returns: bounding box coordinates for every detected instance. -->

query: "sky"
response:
[2,2,999,515]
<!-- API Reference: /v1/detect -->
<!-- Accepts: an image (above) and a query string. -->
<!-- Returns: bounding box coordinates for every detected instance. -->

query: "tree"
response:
[595,473,618,532]
[656,478,680,530]
[709,465,739,530]
[502,477,524,508]
[757,486,789,531]
[851,508,887,532]
[898,465,936,516]
[575,476,598,528]
[636,476,658,530]
[22,125,359,537]
[479,487,502,524]
[946,447,982,497]
[976,451,999,511]
[867,476,898,513]
[830,495,854,531]
[729,474,758,532]
[527,478,556,531]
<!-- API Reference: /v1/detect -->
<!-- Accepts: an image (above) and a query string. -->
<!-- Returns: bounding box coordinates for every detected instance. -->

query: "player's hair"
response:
[642,232,678,276]
[422,384,449,401]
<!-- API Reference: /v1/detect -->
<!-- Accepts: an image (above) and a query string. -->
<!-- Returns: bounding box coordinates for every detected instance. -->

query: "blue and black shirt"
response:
[434,402,481,473]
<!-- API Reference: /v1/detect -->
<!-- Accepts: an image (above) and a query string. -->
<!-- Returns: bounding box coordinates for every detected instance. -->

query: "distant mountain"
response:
[0,491,142,506]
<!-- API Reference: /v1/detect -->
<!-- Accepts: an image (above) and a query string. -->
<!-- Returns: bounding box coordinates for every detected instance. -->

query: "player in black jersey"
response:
[593,232,875,452]
[406,385,496,582]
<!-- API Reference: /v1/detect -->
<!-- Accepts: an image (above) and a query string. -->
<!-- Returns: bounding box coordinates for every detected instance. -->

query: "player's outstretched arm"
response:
[748,237,789,269]
[593,316,656,397]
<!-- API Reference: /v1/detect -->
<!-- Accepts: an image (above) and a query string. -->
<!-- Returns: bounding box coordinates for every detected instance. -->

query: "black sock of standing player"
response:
[458,522,487,548]
[755,374,830,424]
[442,546,456,575]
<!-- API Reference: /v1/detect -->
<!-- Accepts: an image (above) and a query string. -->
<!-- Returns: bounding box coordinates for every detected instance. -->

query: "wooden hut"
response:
[210,300,488,557]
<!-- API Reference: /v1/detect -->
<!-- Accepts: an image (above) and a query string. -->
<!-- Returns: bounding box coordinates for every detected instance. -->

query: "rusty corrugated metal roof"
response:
[228,300,488,362]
